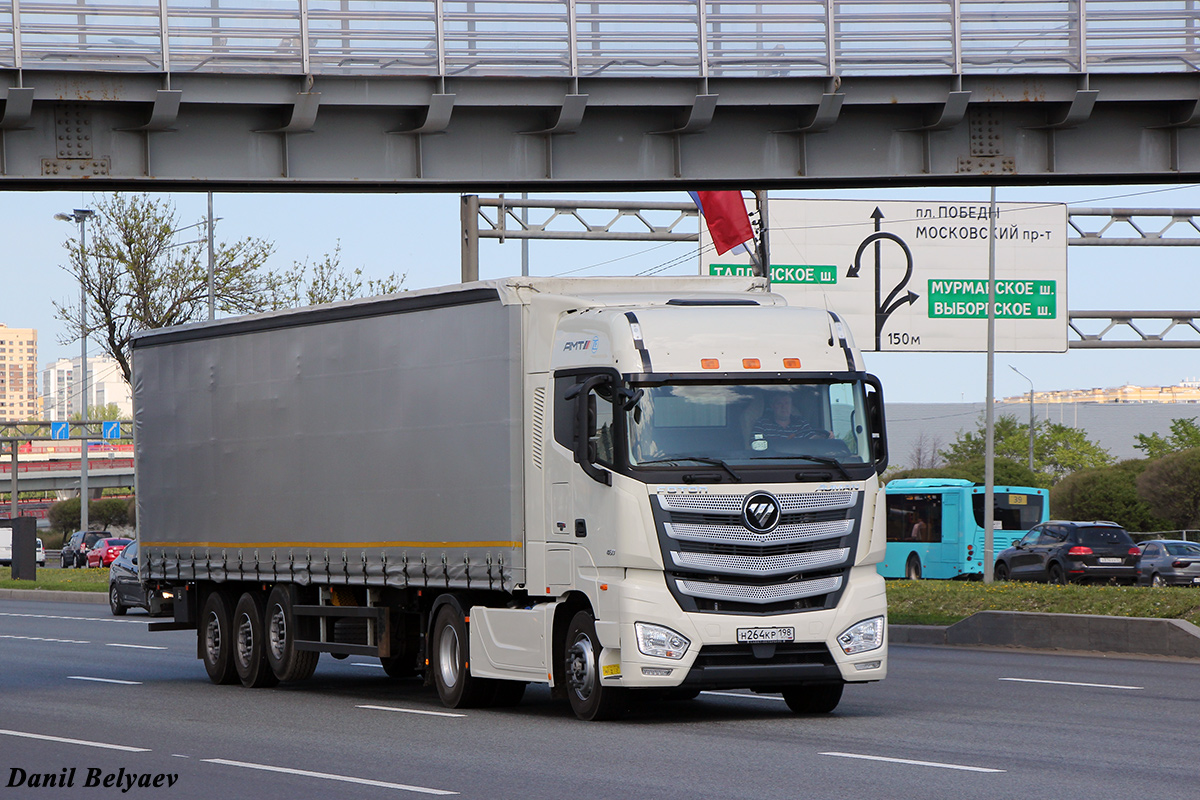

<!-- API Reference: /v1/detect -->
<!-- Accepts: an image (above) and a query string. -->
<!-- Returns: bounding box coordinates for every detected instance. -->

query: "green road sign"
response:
[927,279,1057,319]
[710,264,838,284]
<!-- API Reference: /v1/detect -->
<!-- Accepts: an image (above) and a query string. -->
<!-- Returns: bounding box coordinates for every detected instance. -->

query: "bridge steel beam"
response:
[5,71,1200,191]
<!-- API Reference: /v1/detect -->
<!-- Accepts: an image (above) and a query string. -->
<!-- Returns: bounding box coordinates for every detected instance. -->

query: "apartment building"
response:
[41,355,133,420]
[0,323,39,422]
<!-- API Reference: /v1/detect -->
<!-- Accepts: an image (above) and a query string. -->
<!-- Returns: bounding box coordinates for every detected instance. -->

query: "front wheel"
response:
[905,555,922,580]
[564,610,626,721]
[782,682,844,714]
[109,585,126,617]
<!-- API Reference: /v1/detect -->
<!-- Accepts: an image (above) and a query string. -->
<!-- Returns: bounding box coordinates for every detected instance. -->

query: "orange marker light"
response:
[701,358,720,369]
[742,358,761,369]
[600,583,609,591]
[783,358,802,368]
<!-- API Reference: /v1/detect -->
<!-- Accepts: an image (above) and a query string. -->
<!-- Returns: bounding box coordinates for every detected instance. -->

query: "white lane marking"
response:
[357,704,467,718]
[107,643,169,651]
[67,676,142,685]
[0,634,89,644]
[1000,677,1143,691]
[0,728,150,753]
[203,758,457,796]
[821,752,1005,773]
[0,611,139,624]
[701,690,786,702]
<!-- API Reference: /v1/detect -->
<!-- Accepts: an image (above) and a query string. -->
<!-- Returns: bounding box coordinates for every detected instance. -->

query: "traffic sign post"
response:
[703,198,1068,352]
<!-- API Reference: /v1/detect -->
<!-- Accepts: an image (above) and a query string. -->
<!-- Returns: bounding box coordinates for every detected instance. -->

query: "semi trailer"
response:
[134,276,890,720]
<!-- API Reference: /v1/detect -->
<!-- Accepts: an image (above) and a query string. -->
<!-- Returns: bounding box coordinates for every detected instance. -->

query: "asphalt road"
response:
[2,599,1198,800]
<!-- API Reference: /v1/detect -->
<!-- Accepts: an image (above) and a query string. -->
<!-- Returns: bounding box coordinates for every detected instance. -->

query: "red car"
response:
[86,538,131,569]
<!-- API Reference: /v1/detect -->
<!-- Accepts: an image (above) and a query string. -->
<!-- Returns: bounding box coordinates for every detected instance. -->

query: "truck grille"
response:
[653,489,860,615]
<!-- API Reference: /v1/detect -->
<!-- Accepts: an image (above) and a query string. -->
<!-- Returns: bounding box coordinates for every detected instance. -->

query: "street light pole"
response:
[55,208,96,532]
[1010,365,1035,471]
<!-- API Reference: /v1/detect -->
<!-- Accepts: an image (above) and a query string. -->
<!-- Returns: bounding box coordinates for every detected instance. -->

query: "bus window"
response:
[972,492,1044,531]
[886,494,942,543]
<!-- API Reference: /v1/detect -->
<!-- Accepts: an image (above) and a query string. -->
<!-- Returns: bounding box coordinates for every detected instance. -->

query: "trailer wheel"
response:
[564,610,626,721]
[265,585,318,683]
[430,605,495,708]
[200,591,237,685]
[233,592,280,689]
[782,682,844,714]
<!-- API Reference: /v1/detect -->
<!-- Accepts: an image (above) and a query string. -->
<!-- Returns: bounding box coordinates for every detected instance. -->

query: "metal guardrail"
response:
[2,1,1200,78]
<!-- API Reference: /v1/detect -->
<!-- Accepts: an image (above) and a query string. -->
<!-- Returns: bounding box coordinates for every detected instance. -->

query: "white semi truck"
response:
[134,277,889,720]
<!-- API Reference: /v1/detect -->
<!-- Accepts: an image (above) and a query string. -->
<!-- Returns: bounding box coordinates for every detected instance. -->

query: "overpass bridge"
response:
[3,1,1200,189]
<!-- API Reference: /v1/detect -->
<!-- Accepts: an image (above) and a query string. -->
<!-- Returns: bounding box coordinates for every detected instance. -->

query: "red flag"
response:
[691,191,754,255]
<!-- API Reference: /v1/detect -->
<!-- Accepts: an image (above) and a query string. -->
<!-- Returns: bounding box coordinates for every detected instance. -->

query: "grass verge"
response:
[888,580,1200,628]
[0,568,108,593]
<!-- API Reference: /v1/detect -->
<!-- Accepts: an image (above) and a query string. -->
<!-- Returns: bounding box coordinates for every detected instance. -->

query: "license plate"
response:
[1193,577,1200,584]
[737,627,795,643]
[1098,557,1122,564]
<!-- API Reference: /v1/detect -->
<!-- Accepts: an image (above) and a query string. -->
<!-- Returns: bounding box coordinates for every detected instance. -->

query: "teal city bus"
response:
[878,478,1050,580]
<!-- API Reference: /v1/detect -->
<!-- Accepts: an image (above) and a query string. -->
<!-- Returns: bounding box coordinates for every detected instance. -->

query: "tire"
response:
[993,562,1010,582]
[200,590,238,685]
[1048,562,1067,585]
[109,584,127,617]
[564,610,626,721]
[232,592,279,689]
[782,682,844,714]
[61,553,71,569]
[905,555,922,580]
[1152,573,1166,588]
[430,604,495,709]
[264,585,319,683]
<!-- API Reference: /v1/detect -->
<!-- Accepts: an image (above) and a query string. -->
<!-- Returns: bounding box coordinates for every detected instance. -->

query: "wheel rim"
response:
[566,633,596,701]
[268,604,287,661]
[205,611,222,664]
[437,624,460,689]
[1153,574,1165,587]
[110,587,119,609]
[236,612,254,668]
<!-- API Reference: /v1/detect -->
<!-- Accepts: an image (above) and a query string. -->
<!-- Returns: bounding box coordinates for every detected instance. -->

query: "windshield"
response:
[626,380,874,467]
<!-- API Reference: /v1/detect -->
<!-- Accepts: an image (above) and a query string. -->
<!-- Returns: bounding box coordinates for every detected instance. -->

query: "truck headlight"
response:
[837,616,884,655]
[634,622,690,660]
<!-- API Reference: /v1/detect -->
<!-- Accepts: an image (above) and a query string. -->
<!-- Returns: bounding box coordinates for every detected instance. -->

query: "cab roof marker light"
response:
[701,358,719,369]
[783,358,802,369]
[742,358,761,369]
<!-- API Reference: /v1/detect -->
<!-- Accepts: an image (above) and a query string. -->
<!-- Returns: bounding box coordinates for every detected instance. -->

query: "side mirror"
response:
[565,375,612,487]
[865,378,888,472]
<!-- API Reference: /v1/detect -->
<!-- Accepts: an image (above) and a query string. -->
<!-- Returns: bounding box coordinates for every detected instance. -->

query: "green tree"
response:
[90,498,130,529]
[48,497,81,533]
[940,413,1112,484]
[1134,417,1200,460]
[886,456,1041,488]
[1136,448,1200,530]
[1051,459,1173,532]
[54,194,405,386]
[69,403,124,421]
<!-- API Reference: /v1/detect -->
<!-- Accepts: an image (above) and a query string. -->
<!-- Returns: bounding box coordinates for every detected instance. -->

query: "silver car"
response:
[1136,539,1200,587]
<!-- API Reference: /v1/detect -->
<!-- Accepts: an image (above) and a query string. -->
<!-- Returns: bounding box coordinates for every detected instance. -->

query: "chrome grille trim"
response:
[664,519,853,545]
[656,491,857,515]
[670,548,850,576]
[675,576,843,604]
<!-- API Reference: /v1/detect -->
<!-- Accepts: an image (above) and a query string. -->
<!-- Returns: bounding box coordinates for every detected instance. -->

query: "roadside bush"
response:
[1137,448,1200,530]
[46,496,132,533]
[885,456,1040,488]
[1052,459,1173,532]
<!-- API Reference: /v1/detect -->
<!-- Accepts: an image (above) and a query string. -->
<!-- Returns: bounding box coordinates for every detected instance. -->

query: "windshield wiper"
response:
[750,454,851,480]
[637,457,744,483]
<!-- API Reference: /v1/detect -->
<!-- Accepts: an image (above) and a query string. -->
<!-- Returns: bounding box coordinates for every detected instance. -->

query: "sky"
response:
[1,182,1197,405]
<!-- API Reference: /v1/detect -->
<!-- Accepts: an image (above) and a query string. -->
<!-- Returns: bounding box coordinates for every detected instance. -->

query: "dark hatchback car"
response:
[995,521,1140,584]
[108,541,174,617]
[61,530,110,569]
[1136,539,1200,587]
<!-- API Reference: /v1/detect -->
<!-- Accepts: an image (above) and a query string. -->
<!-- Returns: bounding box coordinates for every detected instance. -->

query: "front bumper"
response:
[602,566,887,690]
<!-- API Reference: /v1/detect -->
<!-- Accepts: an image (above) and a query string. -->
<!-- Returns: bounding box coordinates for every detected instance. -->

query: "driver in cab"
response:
[751,392,831,450]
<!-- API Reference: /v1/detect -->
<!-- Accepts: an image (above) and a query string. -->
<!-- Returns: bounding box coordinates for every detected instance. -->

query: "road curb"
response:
[0,588,107,604]
[892,611,1200,659]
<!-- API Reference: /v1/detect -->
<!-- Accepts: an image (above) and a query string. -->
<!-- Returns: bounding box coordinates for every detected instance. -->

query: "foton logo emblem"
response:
[742,491,781,534]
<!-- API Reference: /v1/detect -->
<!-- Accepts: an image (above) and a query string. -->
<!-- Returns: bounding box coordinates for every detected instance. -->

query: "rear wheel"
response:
[233,592,279,688]
[564,610,626,721]
[782,682,844,714]
[1152,573,1166,588]
[108,584,126,617]
[201,591,238,685]
[264,585,318,683]
[430,604,495,708]
[993,562,1010,582]
[905,555,922,580]
[1048,562,1067,585]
